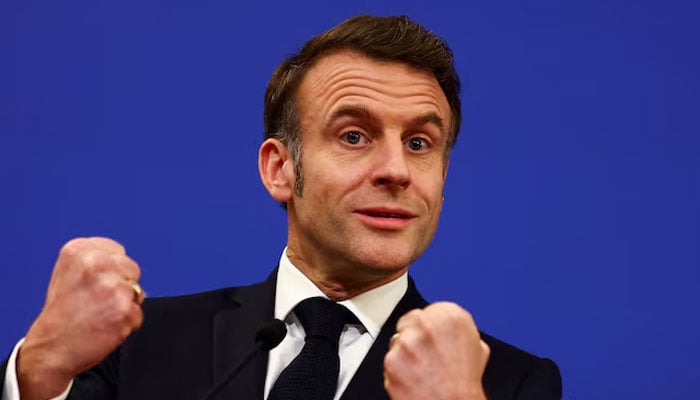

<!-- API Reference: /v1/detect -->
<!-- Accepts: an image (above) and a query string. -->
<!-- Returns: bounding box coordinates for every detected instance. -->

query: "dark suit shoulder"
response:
[127,280,271,354]
[481,332,562,400]
[138,280,269,323]
[110,279,275,400]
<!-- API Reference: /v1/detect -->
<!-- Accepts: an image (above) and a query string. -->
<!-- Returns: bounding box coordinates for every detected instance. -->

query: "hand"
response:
[17,237,145,400]
[383,302,490,400]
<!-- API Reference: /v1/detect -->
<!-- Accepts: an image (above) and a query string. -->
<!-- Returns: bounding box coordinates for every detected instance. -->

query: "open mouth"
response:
[354,208,415,230]
[362,211,411,219]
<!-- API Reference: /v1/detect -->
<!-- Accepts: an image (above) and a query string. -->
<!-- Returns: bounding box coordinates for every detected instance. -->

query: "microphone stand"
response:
[199,319,286,400]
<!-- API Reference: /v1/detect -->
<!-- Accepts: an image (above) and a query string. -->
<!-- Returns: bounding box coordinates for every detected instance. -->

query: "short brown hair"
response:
[264,15,461,195]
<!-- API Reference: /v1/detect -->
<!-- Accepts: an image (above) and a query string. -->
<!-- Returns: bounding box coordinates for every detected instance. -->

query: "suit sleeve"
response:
[512,357,562,400]
[64,351,120,400]
[1,340,72,400]
[481,332,563,400]
[1,342,118,400]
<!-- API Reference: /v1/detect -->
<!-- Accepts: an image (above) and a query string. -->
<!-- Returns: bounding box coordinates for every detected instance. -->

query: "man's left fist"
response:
[383,302,490,400]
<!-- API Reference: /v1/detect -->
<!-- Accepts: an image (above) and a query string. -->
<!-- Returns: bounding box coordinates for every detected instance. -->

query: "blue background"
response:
[1,1,698,398]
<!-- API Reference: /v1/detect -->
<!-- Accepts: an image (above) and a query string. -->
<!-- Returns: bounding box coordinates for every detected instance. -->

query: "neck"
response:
[285,247,407,301]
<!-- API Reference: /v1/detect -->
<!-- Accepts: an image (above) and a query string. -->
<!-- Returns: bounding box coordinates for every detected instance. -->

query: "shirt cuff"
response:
[2,338,73,400]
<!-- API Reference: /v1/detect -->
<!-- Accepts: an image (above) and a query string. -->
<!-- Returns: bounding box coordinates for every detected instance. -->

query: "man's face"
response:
[283,50,452,289]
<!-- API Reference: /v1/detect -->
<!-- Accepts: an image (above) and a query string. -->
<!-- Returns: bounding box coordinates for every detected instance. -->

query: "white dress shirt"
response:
[2,249,408,400]
[265,249,407,399]
[2,339,74,400]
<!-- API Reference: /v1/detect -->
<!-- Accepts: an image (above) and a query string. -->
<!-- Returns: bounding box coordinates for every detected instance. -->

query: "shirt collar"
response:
[274,247,408,339]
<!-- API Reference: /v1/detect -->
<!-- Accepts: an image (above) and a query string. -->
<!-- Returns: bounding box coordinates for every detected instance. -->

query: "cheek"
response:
[416,172,446,202]
[305,160,366,196]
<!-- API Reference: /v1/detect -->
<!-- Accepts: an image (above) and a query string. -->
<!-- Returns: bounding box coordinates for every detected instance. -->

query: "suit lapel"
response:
[340,277,428,400]
[208,272,427,400]
[212,271,277,400]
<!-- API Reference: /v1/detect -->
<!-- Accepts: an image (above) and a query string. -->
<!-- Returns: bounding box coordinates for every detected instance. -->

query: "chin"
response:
[350,247,418,275]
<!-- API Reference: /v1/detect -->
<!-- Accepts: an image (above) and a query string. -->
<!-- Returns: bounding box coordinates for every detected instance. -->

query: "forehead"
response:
[295,50,451,128]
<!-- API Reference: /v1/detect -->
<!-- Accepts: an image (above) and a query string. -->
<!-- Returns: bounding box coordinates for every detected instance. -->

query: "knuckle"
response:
[86,252,120,275]
[453,310,474,329]
[436,301,470,318]
[119,324,133,341]
[88,252,108,269]
[383,349,400,375]
[439,302,475,328]
[397,308,421,324]
[422,302,480,340]
[109,253,140,278]
[114,295,134,318]
[88,236,118,247]
[75,255,101,282]
[98,275,122,297]
[83,237,127,255]
[397,334,420,359]
[110,253,126,268]
[413,312,429,330]
[124,257,142,278]
[104,238,126,254]
[60,238,90,256]
[132,261,142,278]
[133,308,144,329]
[116,307,142,341]
[481,341,491,356]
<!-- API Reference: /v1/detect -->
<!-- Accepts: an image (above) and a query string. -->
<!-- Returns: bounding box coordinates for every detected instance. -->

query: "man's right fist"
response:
[17,237,144,400]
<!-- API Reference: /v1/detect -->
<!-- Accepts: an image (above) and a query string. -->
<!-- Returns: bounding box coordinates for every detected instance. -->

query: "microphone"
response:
[200,319,287,400]
[255,319,288,350]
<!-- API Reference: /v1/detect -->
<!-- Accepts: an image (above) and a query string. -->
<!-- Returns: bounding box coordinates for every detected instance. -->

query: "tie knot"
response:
[294,297,357,341]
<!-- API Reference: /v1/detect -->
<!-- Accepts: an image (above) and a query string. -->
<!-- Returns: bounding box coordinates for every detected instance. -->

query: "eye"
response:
[406,137,429,152]
[341,130,368,146]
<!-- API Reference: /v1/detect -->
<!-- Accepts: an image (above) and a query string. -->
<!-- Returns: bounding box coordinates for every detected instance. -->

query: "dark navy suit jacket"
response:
[1,271,562,399]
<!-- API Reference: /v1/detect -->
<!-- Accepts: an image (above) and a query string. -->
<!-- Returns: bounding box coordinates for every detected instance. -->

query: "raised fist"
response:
[17,237,145,400]
[384,302,490,400]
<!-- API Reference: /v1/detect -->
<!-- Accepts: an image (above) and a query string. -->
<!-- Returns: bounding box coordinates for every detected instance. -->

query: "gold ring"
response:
[129,281,144,303]
[390,333,400,348]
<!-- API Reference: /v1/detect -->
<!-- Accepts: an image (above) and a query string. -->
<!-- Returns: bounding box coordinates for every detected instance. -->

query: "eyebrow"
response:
[329,105,380,126]
[410,112,445,133]
[329,105,445,132]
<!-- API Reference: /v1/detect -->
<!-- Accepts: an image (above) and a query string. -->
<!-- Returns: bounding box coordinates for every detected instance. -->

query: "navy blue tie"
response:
[268,297,358,400]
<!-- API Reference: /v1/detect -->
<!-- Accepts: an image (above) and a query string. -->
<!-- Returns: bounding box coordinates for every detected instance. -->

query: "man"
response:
[2,15,562,400]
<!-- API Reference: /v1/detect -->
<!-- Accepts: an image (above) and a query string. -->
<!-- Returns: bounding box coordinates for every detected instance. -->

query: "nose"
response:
[370,138,411,190]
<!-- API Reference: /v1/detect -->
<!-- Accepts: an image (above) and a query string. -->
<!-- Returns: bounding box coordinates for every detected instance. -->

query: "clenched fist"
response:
[383,302,490,400]
[17,237,145,400]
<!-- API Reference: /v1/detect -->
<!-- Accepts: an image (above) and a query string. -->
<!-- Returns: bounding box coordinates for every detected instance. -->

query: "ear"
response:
[259,138,294,203]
